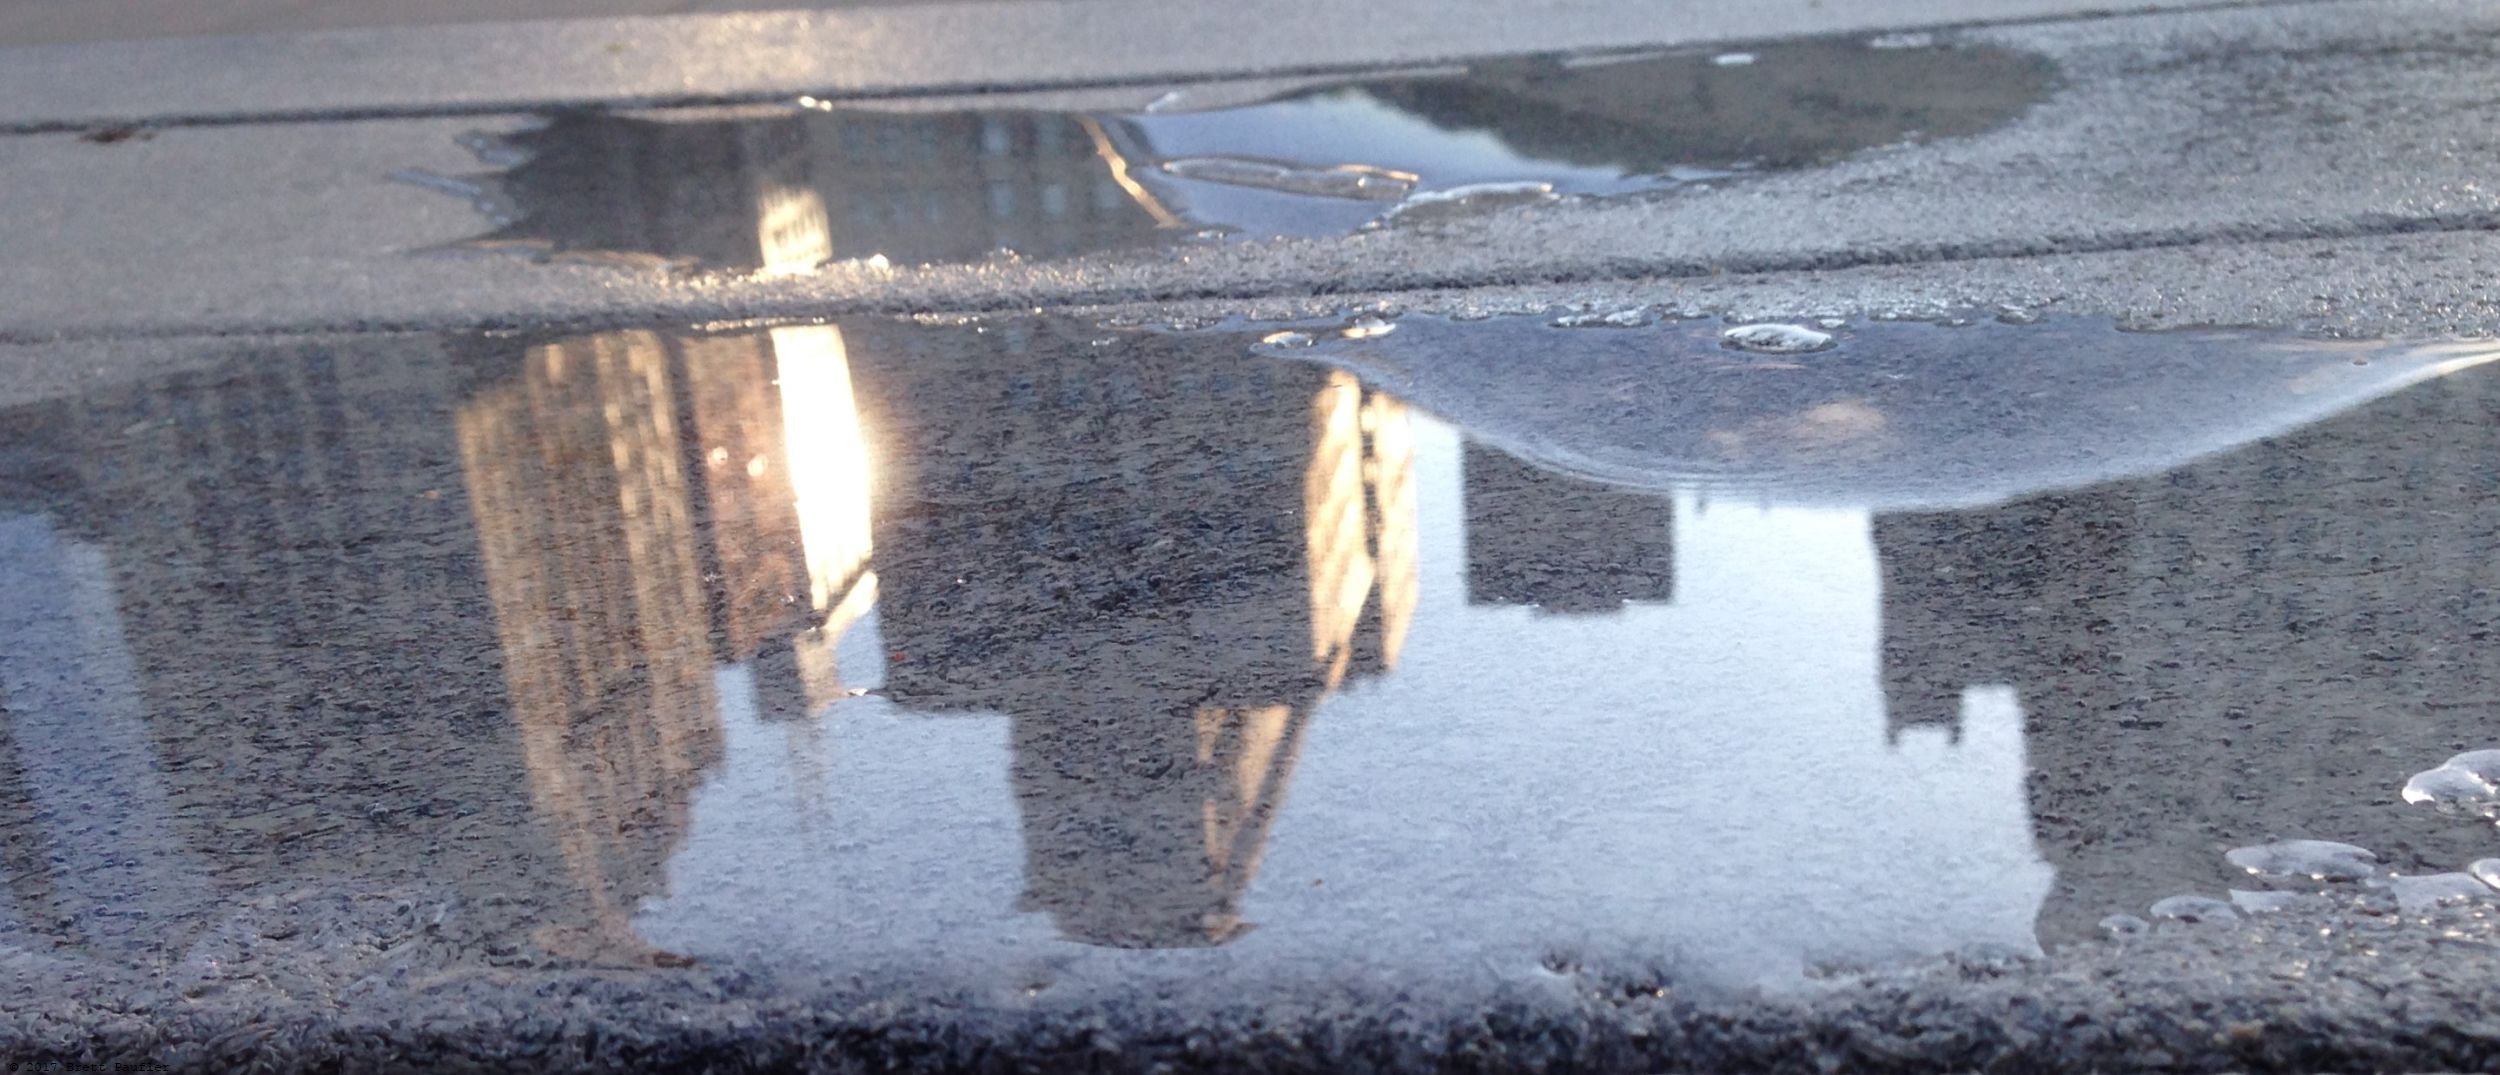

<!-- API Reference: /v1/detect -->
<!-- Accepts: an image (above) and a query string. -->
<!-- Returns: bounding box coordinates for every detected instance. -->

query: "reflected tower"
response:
[857,324,1415,946]
[0,340,547,962]
[456,325,881,957]
[450,108,1169,269]
[1873,367,2500,945]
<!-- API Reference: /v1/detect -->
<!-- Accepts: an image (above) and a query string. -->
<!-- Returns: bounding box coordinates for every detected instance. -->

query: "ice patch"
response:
[2223,839,2380,881]
[1720,324,1835,355]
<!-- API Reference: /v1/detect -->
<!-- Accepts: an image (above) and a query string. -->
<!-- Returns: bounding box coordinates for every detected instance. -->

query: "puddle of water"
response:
[1,315,2498,1002]
[400,38,2051,272]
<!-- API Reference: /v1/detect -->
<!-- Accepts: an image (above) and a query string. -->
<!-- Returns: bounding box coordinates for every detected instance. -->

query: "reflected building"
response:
[454,325,878,957]
[55,306,2500,968]
[0,341,553,961]
[849,322,1416,947]
[1461,443,1674,613]
[0,321,879,968]
[0,307,1415,959]
[461,108,1171,270]
[1875,491,2130,744]
[1874,365,2500,945]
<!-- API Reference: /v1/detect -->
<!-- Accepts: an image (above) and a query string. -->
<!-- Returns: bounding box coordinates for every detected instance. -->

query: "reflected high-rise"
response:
[460,108,1170,269]
[853,322,1417,947]
[1873,365,2500,943]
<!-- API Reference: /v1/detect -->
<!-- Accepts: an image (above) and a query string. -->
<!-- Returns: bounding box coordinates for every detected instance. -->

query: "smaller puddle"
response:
[399,38,2052,271]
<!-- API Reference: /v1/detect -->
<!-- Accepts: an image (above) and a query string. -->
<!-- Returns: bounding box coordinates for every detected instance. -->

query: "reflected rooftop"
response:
[2,315,2499,1010]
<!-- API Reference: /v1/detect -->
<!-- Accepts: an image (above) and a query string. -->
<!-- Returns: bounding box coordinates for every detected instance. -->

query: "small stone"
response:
[2402,754,2500,820]
[2444,749,2500,781]
[1552,309,1653,328]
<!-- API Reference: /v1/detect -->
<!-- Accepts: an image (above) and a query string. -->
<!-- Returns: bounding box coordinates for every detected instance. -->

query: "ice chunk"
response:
[2224,839,2379,881]
[1160,156,1416,201]
[2376,872,2494,914]
[1721,324,1835,354]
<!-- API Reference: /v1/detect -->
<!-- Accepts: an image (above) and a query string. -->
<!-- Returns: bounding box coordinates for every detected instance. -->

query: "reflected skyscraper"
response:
[452,108,1169,270]
[456,323,883,956]
[0,322,884,968]
[1874,491,2129,744]
[0,341,553,961]
[1873,365,2500,944]
[852,323,1416,946]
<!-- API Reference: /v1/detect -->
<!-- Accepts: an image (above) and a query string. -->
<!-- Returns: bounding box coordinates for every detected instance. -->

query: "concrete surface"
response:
[5,0,2500,344]
[0,0,998,49]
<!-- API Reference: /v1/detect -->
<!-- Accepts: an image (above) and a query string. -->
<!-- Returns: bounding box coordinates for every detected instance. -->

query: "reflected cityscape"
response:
[415,39,2051,270]
[0,313,2497,973]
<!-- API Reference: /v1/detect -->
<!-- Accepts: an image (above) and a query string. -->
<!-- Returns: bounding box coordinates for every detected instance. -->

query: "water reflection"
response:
[406,39,2051,270]
[857,329,1414,946]
[0,317,2497,989]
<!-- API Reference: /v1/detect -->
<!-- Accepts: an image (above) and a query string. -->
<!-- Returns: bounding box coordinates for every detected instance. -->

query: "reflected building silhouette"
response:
[0,322,878,967]
[461,108,1169,270]
[1337,40,2053,175]
[1874,366,2500,945]
[0,341,551,961]
[0,309,1421,958]
[455,325,879,957]
[850,323,1416,946]
[1461,444,1674,613]
[1875,491,2130,744]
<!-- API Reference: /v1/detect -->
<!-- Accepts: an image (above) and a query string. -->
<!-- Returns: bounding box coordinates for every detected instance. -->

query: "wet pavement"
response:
[9,314,2500,1071]
[23,1,2500,343]
[15,0,2500,1069]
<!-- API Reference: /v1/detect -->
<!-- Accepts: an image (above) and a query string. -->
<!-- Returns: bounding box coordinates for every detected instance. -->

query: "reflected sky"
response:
[0,315,2497,1001]
[400,38,2052,271]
